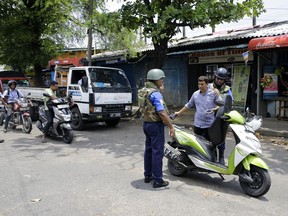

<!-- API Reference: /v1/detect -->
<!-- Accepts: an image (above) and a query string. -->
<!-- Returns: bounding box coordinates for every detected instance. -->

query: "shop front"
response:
[187,45,254,112]
[248,35,288,119]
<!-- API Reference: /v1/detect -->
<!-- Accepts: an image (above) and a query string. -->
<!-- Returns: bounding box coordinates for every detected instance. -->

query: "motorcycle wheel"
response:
[167,160,188,176]
[62,129,73,144]
[239,165,271,197]
[71,107,84,131]
[22,116,32,133]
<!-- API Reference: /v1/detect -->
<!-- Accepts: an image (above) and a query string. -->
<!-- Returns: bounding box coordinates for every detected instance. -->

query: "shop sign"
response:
[232,65,250,110]
[188,49,253,64]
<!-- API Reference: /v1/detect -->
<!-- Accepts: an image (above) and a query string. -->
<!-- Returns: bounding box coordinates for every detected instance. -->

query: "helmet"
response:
[147,69,165,80]
[215,67,228,80]
[8,80,17,87]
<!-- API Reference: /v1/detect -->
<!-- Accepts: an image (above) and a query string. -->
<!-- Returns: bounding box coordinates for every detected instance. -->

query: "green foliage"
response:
[120,0,265,68]
[0,0,72,73]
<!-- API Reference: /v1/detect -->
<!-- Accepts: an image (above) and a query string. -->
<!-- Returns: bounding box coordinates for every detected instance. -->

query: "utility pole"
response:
[87,0,94,66]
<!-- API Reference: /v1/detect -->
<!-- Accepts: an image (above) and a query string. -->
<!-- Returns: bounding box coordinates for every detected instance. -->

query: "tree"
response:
[120,0,265,69]
[0,0,75,86]
[0,0,142,86]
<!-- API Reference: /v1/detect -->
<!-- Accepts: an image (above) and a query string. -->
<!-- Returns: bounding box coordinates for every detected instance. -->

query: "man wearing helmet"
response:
[138,68,175,188]
[1,80,24,132]
[209,67,234,164]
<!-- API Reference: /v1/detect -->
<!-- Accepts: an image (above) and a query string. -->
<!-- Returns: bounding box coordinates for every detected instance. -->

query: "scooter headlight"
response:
[63,115,71,121]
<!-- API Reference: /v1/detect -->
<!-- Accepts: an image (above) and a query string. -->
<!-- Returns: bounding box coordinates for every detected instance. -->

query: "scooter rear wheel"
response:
[167,160,187,176]
[239,165,271,197]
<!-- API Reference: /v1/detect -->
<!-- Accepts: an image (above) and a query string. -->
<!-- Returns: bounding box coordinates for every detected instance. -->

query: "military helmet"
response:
[215,67,228,80]
[8,80,17,87]
[147,69,165,80]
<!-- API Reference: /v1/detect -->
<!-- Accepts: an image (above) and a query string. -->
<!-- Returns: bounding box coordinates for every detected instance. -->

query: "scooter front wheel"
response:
[62,129,73,144]
[167,160,187,176]
[239,165,271,197]
[22,116,32,133]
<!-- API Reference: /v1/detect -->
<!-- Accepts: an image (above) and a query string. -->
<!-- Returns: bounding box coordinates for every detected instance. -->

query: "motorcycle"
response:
[36,94,73,144]
[4,93,32,133]
[165,95,271,197]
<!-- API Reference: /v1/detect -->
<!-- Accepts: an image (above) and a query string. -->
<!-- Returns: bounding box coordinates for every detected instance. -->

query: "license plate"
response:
[58,104,69,109]
[110,113,121,117]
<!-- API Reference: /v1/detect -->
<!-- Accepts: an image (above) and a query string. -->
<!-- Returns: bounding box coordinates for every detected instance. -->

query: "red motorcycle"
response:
[5,93,33,133]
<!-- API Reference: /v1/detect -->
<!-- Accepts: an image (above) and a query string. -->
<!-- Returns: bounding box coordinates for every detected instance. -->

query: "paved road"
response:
[0,120,287,216]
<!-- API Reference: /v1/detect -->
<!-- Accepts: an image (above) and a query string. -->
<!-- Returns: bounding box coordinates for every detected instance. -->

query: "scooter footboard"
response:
[242,155,270,171]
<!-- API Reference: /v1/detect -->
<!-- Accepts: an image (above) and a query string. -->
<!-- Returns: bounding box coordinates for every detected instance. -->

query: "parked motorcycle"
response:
[3,93,32,133]
[165,95,271,197]
[36,94,73,144]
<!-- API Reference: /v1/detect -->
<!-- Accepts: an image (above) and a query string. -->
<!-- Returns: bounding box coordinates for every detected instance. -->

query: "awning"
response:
[248,34,288,50]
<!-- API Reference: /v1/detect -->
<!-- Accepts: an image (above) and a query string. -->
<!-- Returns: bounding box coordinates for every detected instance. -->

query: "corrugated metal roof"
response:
[91,20,288,59]
[172,20,288,47]
[167,44,247,55]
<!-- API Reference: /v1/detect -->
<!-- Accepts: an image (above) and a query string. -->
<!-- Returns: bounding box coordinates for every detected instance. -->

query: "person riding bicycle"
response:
[1,80,24,133]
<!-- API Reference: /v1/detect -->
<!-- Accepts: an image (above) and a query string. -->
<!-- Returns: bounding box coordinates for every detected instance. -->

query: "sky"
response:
[106,0,288,38]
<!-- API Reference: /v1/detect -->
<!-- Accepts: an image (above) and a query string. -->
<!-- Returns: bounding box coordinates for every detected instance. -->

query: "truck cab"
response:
[67,66,132,130]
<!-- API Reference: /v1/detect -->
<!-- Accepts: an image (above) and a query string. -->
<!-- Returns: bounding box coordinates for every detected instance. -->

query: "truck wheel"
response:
[105,118,120,127]
[71,107,84,130]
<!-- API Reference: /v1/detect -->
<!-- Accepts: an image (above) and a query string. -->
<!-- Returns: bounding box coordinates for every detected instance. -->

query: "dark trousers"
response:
[194,126,210,141]
[4,103,14,129]
[44,110,53,135]
[194,126,225,150]
[143,122,165,183]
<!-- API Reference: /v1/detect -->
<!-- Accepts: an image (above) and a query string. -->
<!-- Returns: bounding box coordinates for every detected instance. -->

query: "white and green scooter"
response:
[165,95,271,197]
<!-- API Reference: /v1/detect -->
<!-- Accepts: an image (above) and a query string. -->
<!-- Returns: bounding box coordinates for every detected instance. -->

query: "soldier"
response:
[138,68,175,188]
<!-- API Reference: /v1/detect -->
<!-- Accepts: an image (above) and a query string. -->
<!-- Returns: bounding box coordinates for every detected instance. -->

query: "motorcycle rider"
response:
[209,67,234,164]
[1,80,24,133]
[138,68,175,188]
[42,81,58,143]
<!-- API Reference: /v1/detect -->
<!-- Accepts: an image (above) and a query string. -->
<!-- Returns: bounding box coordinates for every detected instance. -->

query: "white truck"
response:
[66,66,132,130]
[17,66,133,130]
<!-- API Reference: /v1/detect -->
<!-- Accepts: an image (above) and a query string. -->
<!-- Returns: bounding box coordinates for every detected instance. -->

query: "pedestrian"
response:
[138,68,175,188]
[1,80,24,133]
[174,75,221,143]
[42,81,58,143]
[209,67,234,164]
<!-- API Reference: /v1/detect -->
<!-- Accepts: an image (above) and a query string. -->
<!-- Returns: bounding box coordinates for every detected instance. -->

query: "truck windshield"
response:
[88,68,131,92]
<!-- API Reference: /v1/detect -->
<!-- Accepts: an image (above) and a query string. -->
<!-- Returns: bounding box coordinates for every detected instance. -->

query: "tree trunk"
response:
[152,38,169,69]
[34,63,43,87]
